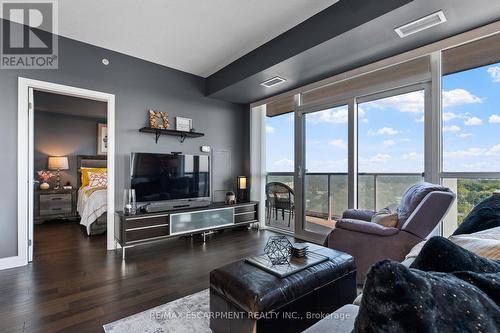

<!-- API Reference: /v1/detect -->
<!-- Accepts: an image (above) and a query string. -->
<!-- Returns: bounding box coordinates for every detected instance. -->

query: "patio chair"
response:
[324,182,456,283]
[266,182,295,227]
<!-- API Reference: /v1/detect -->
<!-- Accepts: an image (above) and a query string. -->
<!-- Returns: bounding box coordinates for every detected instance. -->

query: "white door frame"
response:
[11,77,116,269]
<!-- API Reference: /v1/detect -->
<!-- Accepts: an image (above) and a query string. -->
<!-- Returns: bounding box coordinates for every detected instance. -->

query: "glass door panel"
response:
[303,105,349,234]
[357,89,425,211]
[440,61,500,236]
[265,112,295,232]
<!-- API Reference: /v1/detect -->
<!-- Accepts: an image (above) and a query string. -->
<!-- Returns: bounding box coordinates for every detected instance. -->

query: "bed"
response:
[76,155,107,236]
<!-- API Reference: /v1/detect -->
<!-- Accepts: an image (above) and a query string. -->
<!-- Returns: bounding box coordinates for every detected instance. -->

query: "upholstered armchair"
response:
[325,182,456,284]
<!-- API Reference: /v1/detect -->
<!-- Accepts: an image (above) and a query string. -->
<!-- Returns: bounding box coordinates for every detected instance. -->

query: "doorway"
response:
[18,78,115,265]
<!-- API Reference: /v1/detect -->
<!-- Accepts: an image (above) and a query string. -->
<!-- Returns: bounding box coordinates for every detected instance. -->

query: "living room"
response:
[0,1,499,332]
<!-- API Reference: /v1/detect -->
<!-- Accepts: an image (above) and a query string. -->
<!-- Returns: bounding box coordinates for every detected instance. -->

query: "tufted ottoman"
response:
[209,243,356,333]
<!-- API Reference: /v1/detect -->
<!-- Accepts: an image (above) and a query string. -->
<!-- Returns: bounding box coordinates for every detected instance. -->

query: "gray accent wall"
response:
[34,111,106,187]
[0,26,249,258]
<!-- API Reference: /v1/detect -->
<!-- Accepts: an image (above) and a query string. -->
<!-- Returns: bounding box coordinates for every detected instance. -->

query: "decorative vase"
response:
[40,182,50,190]
[123,189,137,215]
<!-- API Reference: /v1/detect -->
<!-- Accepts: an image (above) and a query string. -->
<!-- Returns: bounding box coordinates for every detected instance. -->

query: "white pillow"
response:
[405,227,500,261]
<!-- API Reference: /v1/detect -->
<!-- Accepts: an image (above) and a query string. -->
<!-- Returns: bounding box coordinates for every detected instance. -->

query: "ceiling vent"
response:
[395,11,447,38]
[260,76,287,88]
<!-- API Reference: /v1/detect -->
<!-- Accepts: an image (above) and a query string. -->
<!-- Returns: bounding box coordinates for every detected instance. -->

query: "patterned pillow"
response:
[87,171,107,188]
[80,167,107,188]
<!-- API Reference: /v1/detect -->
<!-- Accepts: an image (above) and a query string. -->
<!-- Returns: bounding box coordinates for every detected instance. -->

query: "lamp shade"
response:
[48,156,69,170]
[237,176,247,190]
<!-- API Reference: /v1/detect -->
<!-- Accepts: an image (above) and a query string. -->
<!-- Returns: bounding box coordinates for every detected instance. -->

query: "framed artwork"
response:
[176,116,192,132]
[97,123,108,155]
[149,110,170,129]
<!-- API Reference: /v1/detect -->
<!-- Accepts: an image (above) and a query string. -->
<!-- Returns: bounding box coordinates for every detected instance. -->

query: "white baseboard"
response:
[0,255,26,270]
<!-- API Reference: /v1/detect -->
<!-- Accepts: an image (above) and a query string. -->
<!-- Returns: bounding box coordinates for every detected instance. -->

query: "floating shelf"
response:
[139,127,204,143]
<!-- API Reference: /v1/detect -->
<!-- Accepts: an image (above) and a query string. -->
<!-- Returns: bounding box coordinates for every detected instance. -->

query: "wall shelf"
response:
[139,127,204,143]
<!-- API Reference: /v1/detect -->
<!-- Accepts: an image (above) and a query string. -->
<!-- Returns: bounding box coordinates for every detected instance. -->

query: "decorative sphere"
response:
[264,236,292,265]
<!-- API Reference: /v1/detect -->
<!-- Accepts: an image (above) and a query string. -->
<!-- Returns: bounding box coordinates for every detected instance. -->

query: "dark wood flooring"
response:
[0,221,290,333]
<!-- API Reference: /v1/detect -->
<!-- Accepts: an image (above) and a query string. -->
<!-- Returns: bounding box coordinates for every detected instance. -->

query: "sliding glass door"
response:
[357,87,426,211]
[303,104,349,234]
[294,84,429,241]
[294,100,353,242]
[265,111,295,232]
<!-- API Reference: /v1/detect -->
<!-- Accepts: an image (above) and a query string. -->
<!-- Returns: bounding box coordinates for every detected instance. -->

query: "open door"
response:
[28,87,34,262]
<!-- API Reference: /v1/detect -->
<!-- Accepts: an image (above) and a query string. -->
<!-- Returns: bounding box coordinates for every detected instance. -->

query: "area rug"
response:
[103,289,211,333]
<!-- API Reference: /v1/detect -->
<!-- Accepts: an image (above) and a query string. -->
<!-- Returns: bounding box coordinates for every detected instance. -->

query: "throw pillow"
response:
[80,167,107,188]
[87,171,107,188]
[354,260,500,333]
[453,195,500,235]
[405,227,500,262]
[371,208,398,228]
[410,236,500,273]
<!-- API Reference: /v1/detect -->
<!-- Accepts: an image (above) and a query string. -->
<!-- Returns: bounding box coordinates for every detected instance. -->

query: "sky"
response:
[266,63,500,173]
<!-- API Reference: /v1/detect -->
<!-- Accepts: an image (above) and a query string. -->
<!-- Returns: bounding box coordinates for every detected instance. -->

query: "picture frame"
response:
[149,110,170,129]
[176,116,192,132]
[97,123,108,155]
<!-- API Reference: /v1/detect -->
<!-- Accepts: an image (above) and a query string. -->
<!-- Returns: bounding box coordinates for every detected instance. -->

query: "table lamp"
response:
[237,176,248,202]
[48,156,69,189]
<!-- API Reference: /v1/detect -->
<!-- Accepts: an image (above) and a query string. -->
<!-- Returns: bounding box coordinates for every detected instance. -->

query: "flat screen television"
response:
[130,153,210,203]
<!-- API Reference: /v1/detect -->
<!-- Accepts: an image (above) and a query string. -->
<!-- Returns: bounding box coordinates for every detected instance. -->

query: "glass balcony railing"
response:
[267,172,498,236]
[266,172,424,230]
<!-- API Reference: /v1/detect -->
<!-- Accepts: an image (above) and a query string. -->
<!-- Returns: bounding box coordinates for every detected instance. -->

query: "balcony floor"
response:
[266,210,334,236]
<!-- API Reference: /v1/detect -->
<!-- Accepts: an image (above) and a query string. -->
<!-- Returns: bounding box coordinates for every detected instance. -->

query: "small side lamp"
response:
[48,156,69,190]
[237,176,248,203]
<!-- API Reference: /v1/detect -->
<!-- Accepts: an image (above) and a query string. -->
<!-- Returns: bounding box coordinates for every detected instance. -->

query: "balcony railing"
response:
[266,172,424,221]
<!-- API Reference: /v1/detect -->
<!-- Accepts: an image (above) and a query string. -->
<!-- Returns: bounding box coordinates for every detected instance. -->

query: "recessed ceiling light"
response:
[260,76,287,88]
[102,58,110,65]
[395,11,447,38]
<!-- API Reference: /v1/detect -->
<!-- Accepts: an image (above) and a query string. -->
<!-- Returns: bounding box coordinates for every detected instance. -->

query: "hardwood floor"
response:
[0,221,289,333]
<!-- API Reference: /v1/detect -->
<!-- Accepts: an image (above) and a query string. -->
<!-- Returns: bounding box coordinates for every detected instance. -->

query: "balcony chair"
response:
[266,182,295,227]
[324,182,456,284]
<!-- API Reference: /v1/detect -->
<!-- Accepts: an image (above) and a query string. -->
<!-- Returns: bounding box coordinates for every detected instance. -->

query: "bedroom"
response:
[33,90,108,258]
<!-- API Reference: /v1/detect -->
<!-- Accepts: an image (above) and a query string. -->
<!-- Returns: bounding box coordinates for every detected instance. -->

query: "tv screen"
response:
[131,153,210,203]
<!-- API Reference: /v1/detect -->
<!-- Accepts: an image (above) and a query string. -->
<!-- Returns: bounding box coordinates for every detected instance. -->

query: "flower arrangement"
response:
[37,170,52,182]
[37,171,53,190]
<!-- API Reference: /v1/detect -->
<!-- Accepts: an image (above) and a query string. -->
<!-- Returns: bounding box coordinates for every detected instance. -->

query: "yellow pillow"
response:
[80,167,107,188]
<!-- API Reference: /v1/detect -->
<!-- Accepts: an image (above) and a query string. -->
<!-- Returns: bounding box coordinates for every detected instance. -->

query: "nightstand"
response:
[34,188,78,223]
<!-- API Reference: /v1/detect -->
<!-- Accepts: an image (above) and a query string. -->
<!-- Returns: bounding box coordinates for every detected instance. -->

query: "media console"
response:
[114,201,259,259]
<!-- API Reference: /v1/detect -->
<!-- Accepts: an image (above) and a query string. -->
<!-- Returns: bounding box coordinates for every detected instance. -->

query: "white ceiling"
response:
[53,0,338,77]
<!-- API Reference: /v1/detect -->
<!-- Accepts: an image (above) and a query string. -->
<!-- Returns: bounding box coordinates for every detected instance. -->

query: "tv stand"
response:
[114,201,258,259]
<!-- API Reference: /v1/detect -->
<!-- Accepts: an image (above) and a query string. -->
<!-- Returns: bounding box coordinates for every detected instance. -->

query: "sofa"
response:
[304,224,500,333]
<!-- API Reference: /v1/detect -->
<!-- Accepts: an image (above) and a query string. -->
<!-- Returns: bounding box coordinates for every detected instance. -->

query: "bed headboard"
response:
[77,155,107,189]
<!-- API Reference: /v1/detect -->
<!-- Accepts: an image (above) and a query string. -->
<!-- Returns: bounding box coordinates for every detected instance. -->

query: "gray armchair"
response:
[325,182,456,284]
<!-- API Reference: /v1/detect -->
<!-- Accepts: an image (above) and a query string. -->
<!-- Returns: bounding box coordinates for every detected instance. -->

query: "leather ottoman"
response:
[209,243,356,333]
